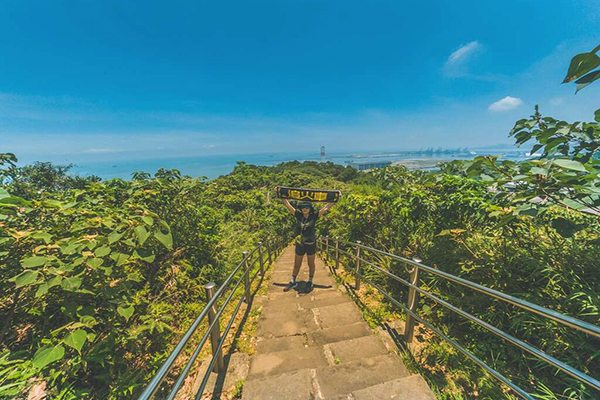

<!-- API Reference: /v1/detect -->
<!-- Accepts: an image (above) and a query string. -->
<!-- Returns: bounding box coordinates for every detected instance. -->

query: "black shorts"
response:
[295,242,316,256]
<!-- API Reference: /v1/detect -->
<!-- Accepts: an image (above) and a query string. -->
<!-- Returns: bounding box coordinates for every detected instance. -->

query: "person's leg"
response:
[285,245,304,291]
[307,254,316,282]
[292,254,303,281]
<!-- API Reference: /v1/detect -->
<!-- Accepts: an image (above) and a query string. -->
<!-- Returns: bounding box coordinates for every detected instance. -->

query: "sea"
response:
[66,148,531,181]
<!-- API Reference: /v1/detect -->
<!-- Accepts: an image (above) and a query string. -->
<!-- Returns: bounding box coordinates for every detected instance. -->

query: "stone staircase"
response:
[242,246,436,400]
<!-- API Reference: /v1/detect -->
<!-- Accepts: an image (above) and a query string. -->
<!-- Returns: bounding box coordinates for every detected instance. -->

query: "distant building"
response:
[347,161,392,171]
[320,146,325,161]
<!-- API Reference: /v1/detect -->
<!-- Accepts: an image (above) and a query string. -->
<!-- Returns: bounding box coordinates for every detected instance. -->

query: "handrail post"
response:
[204,282,224,373]
[355,241,361,290]
[258,241,264,276]
[335,237,339,269]
[243,251,250,303]
[405,257,422,343]
[267,242,272,265]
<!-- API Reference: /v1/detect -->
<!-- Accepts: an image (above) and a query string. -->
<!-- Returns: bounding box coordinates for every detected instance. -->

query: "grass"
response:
[231,379,245,399]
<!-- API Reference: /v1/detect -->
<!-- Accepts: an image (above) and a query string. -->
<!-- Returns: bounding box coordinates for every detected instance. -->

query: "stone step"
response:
[269,290,345,307]
[299,294,351,310]
[313,302,365,330]
[242,248,436,400]
[325,335,389,364]
[260,302,300,318]
[314,354,410,399]
[248,346,328,379]
[351,375,437,400]
[307,322,372,346]
[242,369,312,400]
[256,335,306,354]
[256,310,319,338]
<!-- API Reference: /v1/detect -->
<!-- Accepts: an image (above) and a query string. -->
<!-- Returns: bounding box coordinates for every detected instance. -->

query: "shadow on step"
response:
[271,280,332,294]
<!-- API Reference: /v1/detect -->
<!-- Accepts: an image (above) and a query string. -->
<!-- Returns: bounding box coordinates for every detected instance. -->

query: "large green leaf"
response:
[31,232,53,244]
[117,305,135,321]
[134,226,149,246]
[155,230,173,250]
[108,231,125,244]
[61,276,83,291]
[32,345,65,369]
[63,329,87,354]
[35,283,49,298]
[575,70,600,93]
[87,258,103,269]
[142,216,154,226]
[47,275,63,288]
[563,52,600,83]
[110,252,130,266]
[553,159,587,172]
[94,246,111,257]
[12,270,39,287]
[134,249,155,263]
[21,256,47,268]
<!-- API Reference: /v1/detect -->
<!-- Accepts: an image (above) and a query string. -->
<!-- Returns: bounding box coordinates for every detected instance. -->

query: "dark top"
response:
[295,209,319,245]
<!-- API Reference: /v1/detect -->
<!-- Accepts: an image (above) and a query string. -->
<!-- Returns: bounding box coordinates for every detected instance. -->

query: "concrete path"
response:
[242,246,436,400]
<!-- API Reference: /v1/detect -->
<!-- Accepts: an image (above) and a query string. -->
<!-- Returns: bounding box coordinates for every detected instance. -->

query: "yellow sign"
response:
[276,186,340,202]
[288,189,328,201]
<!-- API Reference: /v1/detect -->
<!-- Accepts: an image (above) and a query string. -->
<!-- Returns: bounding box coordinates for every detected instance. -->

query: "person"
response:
[281,198,336,292]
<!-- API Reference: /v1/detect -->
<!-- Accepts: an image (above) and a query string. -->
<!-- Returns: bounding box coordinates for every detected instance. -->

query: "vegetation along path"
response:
[242,246,436,400]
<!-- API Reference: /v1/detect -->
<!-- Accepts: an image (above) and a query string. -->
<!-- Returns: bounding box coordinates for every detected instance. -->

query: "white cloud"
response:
[443,41,488,78]
[447,41,482,65]
[488,96,524,112]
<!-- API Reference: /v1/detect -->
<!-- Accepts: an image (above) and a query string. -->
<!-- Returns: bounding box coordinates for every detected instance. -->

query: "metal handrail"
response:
[337,238,600,338]
[138,239,285,400]
[352,253,600,389]
[318,236,600,398]
[194,261,266,399]
[166,258,250,399]
[362,275,534,400]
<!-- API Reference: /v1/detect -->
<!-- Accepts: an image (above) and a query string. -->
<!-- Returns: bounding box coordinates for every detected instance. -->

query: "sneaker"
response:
[305,281,313,293]
[283,281,297,292]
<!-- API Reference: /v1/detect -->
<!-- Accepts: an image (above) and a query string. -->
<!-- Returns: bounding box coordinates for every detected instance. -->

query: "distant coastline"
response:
[26,147,530,181]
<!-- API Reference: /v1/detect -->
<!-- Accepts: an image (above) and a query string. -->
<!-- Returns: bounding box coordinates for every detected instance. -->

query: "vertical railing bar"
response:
[404,258,421,343]
[335,237,339,269]
[243,251,250,303]
[258,241,264,276]
[205,283,224,373]
[355,241,361,290]
[267,242,272,266]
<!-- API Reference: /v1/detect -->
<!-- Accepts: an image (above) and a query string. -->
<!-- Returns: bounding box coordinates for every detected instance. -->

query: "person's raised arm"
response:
[282,198,296,215]
[319,202,334,217]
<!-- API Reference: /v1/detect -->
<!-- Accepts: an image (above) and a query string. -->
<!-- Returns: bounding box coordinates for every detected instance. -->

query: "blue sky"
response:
[1,0,599,163]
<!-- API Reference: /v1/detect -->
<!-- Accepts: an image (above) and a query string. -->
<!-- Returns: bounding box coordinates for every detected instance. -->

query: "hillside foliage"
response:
[1,48,599,400]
